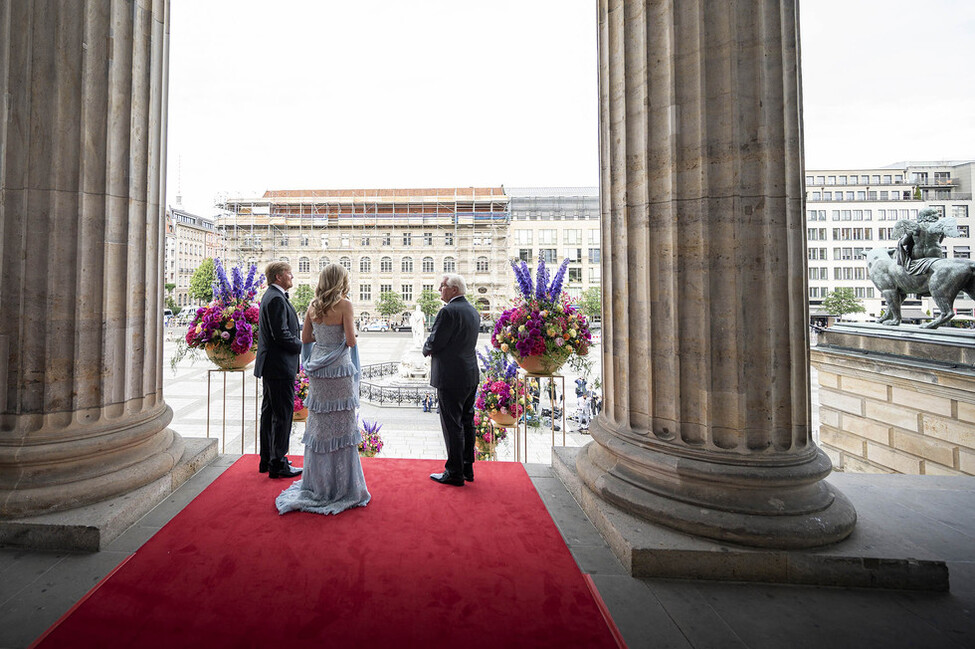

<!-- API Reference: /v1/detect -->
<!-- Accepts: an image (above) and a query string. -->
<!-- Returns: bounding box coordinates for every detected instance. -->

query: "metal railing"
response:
[359,362,436,406]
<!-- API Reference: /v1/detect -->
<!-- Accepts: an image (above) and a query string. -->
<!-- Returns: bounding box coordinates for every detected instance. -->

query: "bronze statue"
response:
[867,209,969,328]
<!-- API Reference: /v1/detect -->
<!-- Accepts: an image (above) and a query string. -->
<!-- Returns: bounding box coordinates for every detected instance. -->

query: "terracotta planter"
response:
[292,407,308,422]
[512,352,569,376]
[205,343,256,370]
[359,449,378,458]
[487,410,516,426]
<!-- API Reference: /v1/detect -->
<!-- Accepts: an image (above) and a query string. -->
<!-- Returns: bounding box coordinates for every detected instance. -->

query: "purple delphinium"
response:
[534,260,547,301]
[213,259,233,303]
[231,265,245,300]
[547,259,570,301]
[511,260,533,300]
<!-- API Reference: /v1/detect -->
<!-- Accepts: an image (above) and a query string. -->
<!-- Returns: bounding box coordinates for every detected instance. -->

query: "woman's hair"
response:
[308,263,350,320]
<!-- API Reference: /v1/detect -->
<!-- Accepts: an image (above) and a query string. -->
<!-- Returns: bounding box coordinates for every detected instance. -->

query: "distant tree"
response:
[164,283,180,315]
[291,284,314,314]
[579,286,602,322]
[165,282,176,294]
[822,287,865,319]
[417,289,442,319]
[188,258,216,303]
[377,291,406,318]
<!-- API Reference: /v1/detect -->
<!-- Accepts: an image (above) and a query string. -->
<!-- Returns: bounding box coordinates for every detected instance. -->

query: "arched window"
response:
[380,256,392,273]
[340,256,351,271]
[280,257,290,265]
[443,257,456,273]
[476,256,489,272]
[422,256,434,273]
[298,257,310,273]
[401,256,413,273]
[319,257,330,271]
[360,257,371,273]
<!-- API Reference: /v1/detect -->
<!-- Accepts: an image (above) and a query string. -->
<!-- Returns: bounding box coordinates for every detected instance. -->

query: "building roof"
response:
[504,186,599,197]
[261,187,506,200]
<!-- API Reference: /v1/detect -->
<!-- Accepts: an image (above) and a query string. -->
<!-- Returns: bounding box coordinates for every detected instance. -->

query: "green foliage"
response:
[291,284,314,314]
[188,258,216,303]
[579,286,602,321]
[417,289,442,319]
[377,291,406,317]
[821,287,865,318]
[165,282,176,294]
[165,296,181,315]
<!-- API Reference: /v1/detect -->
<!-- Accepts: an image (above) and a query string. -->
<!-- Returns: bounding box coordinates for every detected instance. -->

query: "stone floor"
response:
[2,332,973,648]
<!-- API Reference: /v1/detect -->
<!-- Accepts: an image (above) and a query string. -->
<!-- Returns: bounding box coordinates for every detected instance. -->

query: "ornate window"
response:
[298,257,310,273]
[402,257,414,272]
[443,257,456,273]
[340,256,351,271]
[380,256,393,273]
[422,257,434,273]
[360,257,371,273]
[319,257,330,271]
[476,256,489,272]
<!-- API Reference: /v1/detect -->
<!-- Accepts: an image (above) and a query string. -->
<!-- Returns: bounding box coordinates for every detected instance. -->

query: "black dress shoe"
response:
[269,465,302,479]
[463,463,473,482]
[430,472,465,487]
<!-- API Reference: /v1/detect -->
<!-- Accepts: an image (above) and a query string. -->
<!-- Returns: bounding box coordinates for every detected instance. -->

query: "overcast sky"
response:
[166,0,975,215]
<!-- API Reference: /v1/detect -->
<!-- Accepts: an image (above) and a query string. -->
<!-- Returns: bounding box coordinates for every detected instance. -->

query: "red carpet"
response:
[35,457,623,648]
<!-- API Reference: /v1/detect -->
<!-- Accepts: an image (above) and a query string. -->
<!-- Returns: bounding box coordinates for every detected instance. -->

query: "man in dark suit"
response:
[423,274,481,486]
[255,261,303,479]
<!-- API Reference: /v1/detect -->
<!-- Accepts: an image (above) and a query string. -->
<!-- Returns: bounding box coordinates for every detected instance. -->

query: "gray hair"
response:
[443,273,467,295]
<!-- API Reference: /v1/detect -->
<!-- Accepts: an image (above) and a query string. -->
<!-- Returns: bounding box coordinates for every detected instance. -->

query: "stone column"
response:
[0,0,183,517]
[577,0,856,548]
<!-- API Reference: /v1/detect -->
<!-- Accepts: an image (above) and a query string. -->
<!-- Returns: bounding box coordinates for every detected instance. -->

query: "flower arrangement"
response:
[474,411,507,461]
[492,259,592,374]
[359,419,384,457]
[293,366,309,414]
[172,260,264,369]
[475,347,530,423]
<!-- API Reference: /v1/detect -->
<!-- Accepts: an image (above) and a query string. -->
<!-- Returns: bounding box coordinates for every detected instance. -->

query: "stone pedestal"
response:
[574,1,855,548]
[812,323,975,476]
[0,1,182,518]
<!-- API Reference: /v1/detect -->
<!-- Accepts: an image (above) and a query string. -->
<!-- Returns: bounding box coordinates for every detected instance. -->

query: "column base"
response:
[0,437,217,551]
[576,420,857,549]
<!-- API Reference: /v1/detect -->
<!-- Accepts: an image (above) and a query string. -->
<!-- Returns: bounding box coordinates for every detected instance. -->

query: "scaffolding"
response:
[216,187,513,319]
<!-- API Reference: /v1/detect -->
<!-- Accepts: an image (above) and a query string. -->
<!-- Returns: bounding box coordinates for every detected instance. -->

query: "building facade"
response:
[805,161,975,321]
[216,188,510,322]
[504,187,601,308]
[165,207,221,309]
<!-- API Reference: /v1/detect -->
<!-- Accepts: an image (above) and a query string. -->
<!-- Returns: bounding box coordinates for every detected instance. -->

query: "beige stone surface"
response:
[891,429,957,467]
[821,427,866,457]
[575,1,855,549]
[840,376,889,401]
[842,454,893,474]
[890,387,953,417]
[958,400,975,423]
[819,389,865,417]
[866,443,923,475]
[0,2,179,518]
[922,415,975,449]
[864,401,921,432]
[841,414,891,445]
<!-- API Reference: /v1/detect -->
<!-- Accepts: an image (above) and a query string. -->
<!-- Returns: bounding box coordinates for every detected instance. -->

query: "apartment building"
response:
[165,207,221,309]
[505,187,601,306]
[216,188,510,322]
[805,161,975,320]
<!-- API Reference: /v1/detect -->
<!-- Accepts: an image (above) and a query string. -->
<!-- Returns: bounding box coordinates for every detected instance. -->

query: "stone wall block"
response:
[817,371,840,390]
[864,401,920,432]
[922,415,975,450]
[957,400,975,424]
[820,427,866,457]
[890,429,957,468]
[866,442,923,475]
[842,454,893,475]
[924,462,965,476]
[840,415,891,445]
[818,388,864,417]
[890,387,952,417]
[840,376,889,401]
[819,408,840,428]
[959,449,975,474]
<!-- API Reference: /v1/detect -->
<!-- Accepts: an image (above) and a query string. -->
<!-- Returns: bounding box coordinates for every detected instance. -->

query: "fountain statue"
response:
[399,305,430,378]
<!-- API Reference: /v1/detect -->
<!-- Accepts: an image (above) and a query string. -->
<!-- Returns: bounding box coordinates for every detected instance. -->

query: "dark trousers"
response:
[260,377,295,469]
[437,385,476,477]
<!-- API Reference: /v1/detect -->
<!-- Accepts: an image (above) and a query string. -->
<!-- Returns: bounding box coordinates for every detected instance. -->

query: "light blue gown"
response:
[275,322,370,515]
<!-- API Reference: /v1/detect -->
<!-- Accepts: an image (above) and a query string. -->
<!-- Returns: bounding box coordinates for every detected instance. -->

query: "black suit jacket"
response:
[254,287,302,380]
[422,296,480,391]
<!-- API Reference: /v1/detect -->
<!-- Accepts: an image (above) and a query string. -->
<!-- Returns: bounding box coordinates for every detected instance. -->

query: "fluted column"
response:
[577,0,856,547]
[0,0,183,517]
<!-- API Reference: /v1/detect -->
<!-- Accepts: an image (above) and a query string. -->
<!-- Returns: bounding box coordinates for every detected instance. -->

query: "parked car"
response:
[479,320,495,333]
[363,320,389,332]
